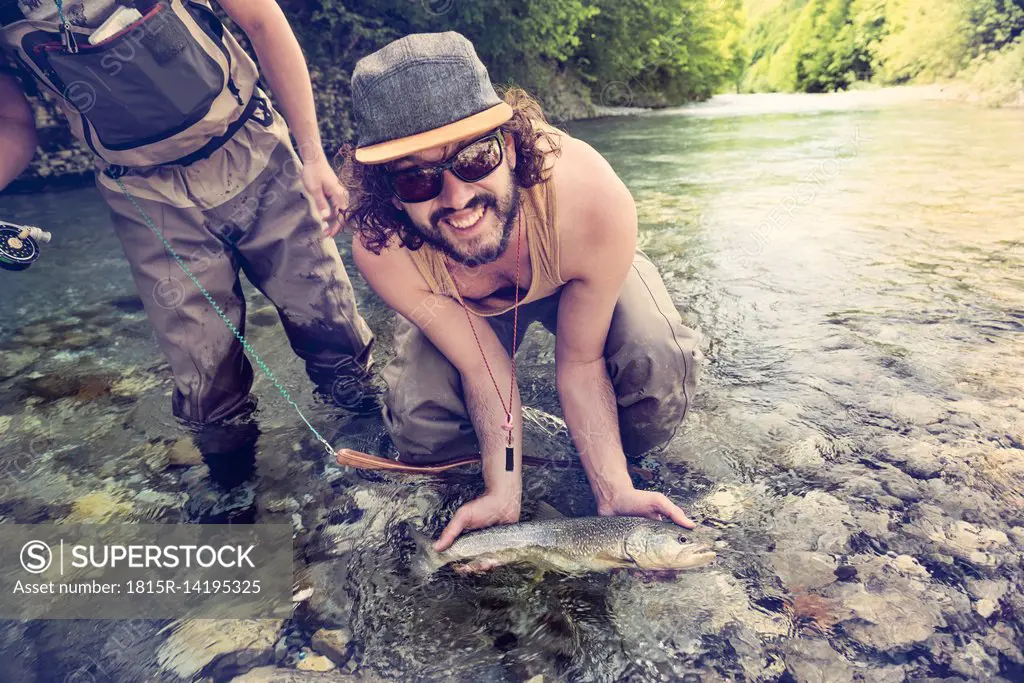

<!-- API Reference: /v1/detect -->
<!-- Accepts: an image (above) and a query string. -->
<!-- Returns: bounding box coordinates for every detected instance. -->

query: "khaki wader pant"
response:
[383,252,699,464]
[96,100,374,432]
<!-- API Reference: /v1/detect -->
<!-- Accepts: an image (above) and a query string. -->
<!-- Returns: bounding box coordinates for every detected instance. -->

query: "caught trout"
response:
[412,503,716,575]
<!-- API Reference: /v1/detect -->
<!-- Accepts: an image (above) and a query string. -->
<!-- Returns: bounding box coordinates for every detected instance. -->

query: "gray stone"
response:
[273,636,289,665]
[876,495,904,509]
[297,653,336,672]
[910,506,1012,568]
[771,491,855,554]
[772,551,838,590]
[167,438,203,467]
[157,619,283,681]
[300,561,355,627]
[843,476,887,499]
[948,640,1000,680]
[903,450,944,479]
[0,349,40,379]
[861,665,909,683]
[231,666,351,682]
[834,582,944,651]
[853,510,892,539]
[877,466,924,502]
[780,436,827,469]
[311,628,352,665]
[965,578,1008,601]
[783,638,854,683]
[975,598,999,618]
[983,623,1024,665]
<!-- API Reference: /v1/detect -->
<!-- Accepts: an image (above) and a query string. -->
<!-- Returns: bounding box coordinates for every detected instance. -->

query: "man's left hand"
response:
[302,156,347,237]
[598,487,696,528]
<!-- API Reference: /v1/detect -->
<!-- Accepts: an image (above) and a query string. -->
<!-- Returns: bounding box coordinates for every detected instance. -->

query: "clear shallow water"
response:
[0,91,1022,681]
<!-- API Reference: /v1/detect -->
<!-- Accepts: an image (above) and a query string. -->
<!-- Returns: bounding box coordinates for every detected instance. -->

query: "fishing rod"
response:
[0,220,52,271]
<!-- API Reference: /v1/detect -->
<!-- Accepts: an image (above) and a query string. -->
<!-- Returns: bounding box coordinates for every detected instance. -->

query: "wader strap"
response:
[104,93,271,179]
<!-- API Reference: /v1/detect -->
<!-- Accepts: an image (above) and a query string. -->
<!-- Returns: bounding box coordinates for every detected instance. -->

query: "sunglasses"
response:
[384,132,505,203]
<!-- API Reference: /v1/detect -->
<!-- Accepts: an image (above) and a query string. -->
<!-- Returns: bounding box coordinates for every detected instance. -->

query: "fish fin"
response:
[409,527,445,578]
[532,501,566,521]
[454,556,505,574]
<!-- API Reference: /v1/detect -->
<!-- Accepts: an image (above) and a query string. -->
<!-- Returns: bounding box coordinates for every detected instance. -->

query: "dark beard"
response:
[406,182,521,266]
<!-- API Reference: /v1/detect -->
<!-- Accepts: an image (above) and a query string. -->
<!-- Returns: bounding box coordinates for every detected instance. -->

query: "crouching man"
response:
[340,32,701,548]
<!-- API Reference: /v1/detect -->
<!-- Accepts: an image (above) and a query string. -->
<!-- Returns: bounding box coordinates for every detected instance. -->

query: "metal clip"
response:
[60,23,79,54]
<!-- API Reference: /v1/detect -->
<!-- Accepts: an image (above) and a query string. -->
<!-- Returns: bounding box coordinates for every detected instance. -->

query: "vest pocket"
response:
[36,1,225,150]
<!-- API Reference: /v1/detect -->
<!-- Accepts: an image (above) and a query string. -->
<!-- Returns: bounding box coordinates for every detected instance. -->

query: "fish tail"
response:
[409,527,445,577]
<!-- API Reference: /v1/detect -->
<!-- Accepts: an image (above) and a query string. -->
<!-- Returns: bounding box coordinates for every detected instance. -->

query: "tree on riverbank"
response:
[3,0,749,185]
[278,0,746,109]
[741,0,1024,98]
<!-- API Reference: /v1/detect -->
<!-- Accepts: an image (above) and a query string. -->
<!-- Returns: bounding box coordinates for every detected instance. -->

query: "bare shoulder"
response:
[545,132,637,280]
[350,234,431,310]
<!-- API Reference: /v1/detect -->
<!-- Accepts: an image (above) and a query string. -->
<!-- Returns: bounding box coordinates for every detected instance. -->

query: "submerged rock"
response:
[907,504,1015,568]
[311,628,352,665]
[156,619,283,681]
[0,347,39,379]
[299,560,356,628]
[167,438,204,467]
[771,491,856,554]
[780,436,829,469]
[837,582,945,650]
[860,665,910,683]
[19,372,116,403]
[64,488,134,523]
[231,666,352,682]
[891,554,929,577]
[930,635,1001,680]
[903,448,945,479]
[772,551,838,590]
[701,485,749,522]
[297,652,336,672]
[612,569,790,679]
[966,578,1008,618]
[783,638,854,683]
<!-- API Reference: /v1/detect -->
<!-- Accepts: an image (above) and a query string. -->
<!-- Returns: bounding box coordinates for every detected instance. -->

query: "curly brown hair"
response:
[335,87,562,255]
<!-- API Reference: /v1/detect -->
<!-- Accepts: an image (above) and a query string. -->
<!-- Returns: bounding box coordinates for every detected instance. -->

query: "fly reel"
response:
[0,221,51,271]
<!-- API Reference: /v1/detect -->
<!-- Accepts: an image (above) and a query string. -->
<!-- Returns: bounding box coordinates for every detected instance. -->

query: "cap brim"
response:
[354,102,514,165]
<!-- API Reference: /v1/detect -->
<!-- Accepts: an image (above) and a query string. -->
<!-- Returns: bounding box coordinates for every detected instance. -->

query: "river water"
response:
[0,90,1021,681]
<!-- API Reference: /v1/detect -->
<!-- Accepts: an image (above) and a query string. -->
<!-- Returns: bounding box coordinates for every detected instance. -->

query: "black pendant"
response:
[505,446,514,472]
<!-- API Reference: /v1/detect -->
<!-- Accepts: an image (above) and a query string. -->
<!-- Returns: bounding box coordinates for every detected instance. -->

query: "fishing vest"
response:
[0,0,259,169]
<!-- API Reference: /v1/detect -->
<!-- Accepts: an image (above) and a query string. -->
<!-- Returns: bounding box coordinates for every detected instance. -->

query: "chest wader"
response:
[2,2,379,493]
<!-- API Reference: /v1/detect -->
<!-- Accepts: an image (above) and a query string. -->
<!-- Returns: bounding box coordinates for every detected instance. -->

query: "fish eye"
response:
[677,535,687,544]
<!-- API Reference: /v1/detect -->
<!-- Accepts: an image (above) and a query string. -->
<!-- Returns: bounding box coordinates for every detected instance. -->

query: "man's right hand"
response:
[434,487,521,552]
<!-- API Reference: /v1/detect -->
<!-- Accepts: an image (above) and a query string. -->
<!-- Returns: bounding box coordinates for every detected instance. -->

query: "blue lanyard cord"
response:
[53,0,66,25]
[112,176,337,458]
[52,0,78,52]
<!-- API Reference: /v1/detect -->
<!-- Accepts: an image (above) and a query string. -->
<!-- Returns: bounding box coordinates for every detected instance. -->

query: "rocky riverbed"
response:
[1,90,1022,681]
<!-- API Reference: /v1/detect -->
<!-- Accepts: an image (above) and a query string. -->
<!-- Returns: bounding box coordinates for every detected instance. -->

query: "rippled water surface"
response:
[0,91,1022,682]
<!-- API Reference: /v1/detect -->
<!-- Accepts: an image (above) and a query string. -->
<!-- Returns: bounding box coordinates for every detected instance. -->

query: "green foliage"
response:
[741,0,1024,92]
[964,35,1024,104]
[575,0,747,104]
[279,0,744,123]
